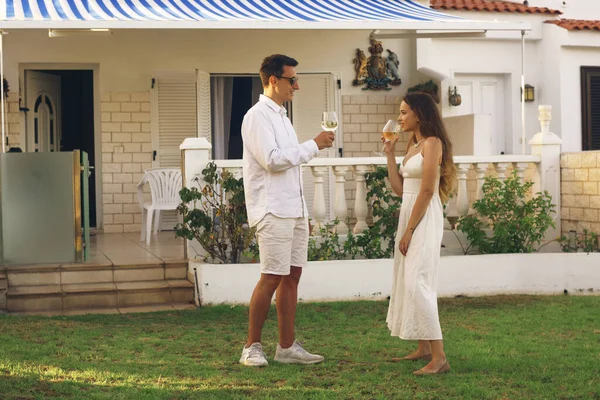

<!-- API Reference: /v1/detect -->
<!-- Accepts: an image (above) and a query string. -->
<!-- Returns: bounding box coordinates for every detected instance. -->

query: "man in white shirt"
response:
[239,54,334,367]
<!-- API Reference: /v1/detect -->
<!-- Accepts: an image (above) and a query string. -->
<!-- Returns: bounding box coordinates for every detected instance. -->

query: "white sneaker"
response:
[239,342,269,367]
[274,340,324,365]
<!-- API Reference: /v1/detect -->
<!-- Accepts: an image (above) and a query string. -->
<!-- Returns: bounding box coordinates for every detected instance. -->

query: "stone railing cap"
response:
[213,155,541,169]
[180,137,212,150]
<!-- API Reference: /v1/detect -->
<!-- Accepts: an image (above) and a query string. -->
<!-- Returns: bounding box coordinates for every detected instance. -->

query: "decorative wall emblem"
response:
[352,38,402,91]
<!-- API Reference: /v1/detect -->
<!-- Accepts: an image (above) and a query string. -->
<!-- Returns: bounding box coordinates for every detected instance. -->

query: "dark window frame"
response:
[581,66,600,150]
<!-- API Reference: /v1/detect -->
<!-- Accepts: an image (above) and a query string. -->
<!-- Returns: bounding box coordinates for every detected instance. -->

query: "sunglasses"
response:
[277,75,299,86]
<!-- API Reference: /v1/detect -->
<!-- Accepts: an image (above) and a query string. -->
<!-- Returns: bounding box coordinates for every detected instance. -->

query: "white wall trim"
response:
[190,253,600,305]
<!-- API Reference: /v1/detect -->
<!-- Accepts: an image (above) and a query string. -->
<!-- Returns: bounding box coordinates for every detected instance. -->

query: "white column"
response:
[180,138,212,259]
[311,166,328,235]
[495,162,510,182]
[529,105,563,240]
[332,166,349,234]
[456,163,471,217]
[180,138,212,189]
[353,165,371,234]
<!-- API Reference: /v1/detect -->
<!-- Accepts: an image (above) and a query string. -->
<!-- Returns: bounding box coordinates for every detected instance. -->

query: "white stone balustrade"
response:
[202,155,542,236]
[181,106,562,245]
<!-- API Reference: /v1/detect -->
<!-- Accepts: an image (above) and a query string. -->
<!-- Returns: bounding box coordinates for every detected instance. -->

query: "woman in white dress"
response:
[384,92,456,375]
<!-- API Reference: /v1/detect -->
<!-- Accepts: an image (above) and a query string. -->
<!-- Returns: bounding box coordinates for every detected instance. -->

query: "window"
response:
[581,66,600,150]
[33,93,57,152]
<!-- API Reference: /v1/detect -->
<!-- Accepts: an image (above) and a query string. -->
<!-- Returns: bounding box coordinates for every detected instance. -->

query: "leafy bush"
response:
[308,220,348,261]
[360,166,402,258]
[175,162,256,264]
[457,171,555,254]
[557,229,599,253]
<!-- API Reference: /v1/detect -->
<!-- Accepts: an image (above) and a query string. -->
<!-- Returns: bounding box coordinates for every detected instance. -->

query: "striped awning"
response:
[1,0,458,22]
[0,0,529,30]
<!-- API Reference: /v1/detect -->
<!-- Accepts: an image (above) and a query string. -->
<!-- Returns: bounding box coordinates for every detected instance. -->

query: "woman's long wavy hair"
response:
[403,92,456,204]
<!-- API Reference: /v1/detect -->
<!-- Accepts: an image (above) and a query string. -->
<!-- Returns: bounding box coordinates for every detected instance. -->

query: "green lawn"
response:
[1,296,599,399]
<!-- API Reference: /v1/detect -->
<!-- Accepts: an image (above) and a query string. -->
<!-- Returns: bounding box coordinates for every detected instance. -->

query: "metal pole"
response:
[1,31,5,153]
[521,30,526,155]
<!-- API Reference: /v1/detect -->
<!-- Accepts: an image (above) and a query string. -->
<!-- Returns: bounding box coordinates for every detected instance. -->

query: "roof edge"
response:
[430,0,562,16]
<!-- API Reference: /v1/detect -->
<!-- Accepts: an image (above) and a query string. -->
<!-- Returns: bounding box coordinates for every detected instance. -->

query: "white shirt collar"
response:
[259,94,287,116]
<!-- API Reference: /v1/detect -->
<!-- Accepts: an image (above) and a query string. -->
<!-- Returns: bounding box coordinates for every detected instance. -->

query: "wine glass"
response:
[322,111,339,132]
[373,119,401,157]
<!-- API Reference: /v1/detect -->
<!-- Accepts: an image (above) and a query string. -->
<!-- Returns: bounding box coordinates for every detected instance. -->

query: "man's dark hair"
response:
[260,54,298,88]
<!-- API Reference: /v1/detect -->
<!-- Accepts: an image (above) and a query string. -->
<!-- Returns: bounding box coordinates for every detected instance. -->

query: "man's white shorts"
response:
[256,214,309,275]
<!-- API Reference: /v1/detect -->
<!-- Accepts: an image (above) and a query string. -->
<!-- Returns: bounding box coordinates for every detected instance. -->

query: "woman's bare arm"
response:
[384,138,404,196]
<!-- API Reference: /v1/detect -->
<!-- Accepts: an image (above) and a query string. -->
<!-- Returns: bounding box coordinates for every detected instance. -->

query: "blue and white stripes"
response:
[1,0,461,22]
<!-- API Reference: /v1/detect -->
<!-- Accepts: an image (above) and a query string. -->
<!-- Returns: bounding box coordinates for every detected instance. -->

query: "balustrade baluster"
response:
[456,163,471,217]
[495,162,511,181]
[333,166,349,234]
[471,162,488,213]
[515,162,529,185]
[310,166,328,235]
[353,165,371,234]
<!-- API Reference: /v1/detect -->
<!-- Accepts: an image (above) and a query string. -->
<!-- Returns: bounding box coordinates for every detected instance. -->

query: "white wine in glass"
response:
[322,111,339,132]
[374,120,401,156]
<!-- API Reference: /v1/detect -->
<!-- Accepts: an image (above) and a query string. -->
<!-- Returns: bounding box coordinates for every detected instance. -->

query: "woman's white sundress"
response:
[386,152,444,340]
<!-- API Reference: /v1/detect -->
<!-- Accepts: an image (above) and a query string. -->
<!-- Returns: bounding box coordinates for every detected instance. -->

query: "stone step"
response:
[1,271,10,311]
[10,303,197,316]
[6,284,63,312]
[6,279,194,313]
[4,261,188,286]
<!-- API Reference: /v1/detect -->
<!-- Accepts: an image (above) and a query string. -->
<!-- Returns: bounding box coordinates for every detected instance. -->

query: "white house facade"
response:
[0,0,598,235]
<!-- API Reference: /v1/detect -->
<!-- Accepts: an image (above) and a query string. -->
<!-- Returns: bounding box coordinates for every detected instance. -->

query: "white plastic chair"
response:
[137,167,182,246]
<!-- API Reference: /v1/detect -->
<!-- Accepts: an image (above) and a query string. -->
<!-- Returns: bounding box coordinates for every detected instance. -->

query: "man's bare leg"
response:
[246,273,283,347]
[272,266,324,364]
[276,266,302,348]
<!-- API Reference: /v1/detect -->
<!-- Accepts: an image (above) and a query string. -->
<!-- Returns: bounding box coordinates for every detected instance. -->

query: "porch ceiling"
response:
[0,0,529,31]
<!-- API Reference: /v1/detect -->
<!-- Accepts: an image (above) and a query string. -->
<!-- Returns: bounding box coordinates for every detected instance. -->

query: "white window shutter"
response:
[292,73,337,222]
[196,70,212,143]
[152,71,198,168]
[151,71,201,230]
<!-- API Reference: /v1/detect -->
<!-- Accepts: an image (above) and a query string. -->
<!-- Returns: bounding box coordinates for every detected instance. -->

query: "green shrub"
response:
[457,171,555,254]
[557,229,599,253]
[175,162,256,264]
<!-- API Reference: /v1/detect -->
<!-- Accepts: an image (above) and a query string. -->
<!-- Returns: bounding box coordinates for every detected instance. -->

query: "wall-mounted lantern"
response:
[448,86,462,107]
[521,84,535,102]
